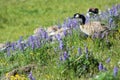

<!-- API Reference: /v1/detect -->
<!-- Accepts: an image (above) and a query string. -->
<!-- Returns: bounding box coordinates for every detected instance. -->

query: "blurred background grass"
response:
[0,0,120,43]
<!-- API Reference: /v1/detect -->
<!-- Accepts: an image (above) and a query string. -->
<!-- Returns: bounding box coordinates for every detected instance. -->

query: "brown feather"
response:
[80,21,108,35]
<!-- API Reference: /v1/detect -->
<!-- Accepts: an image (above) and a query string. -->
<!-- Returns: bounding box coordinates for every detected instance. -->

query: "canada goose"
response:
[86,8,100,17]
[34,25,59,37]
[46,25,63,37]
[73,13,108,35]
[46,25,58,33]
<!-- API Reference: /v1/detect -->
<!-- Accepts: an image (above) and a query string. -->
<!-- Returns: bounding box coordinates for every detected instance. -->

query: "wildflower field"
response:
[0,0,120,80]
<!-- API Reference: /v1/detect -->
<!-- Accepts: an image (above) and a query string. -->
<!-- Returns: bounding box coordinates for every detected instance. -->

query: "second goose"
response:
[73,13,108,35]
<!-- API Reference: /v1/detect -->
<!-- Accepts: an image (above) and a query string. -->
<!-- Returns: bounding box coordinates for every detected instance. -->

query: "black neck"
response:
[80,15,86,25]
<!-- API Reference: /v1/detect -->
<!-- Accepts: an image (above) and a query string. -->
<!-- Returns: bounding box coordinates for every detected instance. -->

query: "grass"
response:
[0,28,120,80]
[0,0,120,43]
[0,0,120,80]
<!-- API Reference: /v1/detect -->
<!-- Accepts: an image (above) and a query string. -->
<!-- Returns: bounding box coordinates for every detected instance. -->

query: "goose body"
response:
[73,13,108,35]
[80,22,107,35]
[46,25,58,34]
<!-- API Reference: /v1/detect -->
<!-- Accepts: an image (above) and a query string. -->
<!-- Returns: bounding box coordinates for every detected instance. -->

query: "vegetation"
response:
[0,0,120,80]
[0,0,119,42]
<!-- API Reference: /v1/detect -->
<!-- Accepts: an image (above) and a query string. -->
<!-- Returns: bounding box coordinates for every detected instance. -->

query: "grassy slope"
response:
[0,0,120,80]
[1,29,120,80]
[0,0,120,43]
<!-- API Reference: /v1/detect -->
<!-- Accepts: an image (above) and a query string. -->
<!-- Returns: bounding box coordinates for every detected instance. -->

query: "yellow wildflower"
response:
[15,74,20,78]
[10,76,15,80]
[5,73,9,77]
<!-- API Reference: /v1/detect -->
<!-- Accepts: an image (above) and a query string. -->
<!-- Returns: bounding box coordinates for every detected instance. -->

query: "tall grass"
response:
[0,0,120,80]
[0,0,119,42]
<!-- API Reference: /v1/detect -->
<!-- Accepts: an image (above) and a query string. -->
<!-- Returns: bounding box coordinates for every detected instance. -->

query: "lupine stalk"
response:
[28,71,35,80]
[56,34,62,41]
[98,62,103,71]
[105,57,111,63]
[59,40,64,50]
[63,51,68,60]
[7,47,10,56]
[113,66,118,77]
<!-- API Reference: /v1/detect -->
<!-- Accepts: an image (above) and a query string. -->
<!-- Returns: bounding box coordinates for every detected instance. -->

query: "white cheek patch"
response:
[75,14,79,18]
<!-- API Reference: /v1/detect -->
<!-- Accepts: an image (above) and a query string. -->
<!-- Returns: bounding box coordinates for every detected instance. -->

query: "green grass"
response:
[0,0,120,80]
[0,29,120,80]
[0,0,120,43]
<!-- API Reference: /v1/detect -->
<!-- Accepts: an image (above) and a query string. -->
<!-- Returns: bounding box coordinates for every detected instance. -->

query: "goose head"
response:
[73,13,86,25]
[86,8,100,17]
[88,8,99,14]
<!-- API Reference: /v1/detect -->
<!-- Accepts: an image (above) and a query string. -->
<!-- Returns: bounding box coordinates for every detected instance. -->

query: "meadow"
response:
[0,0,120,80]
[0,0,119,43]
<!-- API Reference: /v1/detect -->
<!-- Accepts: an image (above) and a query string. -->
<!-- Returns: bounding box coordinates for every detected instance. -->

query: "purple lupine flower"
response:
[11,42,16,51]
[103,12,108,19]
[28,71,35,80]
[116,4,120,10]
[7,47,10,56]
[113,66,118,77]
[37,28,48,40]
[62,18,78,29]
[105,57,111,63]
[72,19,78,28]
[60,55,63,61]
[78,47,82,56]
[41,30,48,39]
[33,36,41,49]
[28,36,35,50]
[108,9,113,16]
[98,62,103,71]
[56,34,62,41]
[85,16,90,23]
[17,36,24,51]
[63,29,67,36]
[63,51,68,60]
[44,31,49,39]
[36,40,41,49]
[35,28,43,39]
[31,36,36,50]
[102,10,109,19]
[112,6,118,16]
[108,18,113,28]
[67,18,72,28]
[59,40,64,50]
[67,19,71,26]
